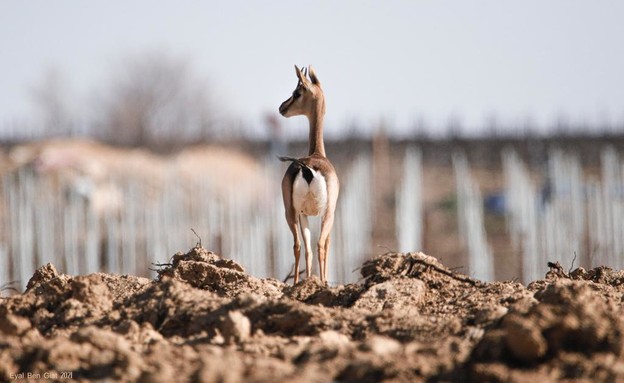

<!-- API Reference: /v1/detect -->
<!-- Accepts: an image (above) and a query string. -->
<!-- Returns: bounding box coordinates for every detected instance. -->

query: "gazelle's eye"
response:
[293,91,301,99]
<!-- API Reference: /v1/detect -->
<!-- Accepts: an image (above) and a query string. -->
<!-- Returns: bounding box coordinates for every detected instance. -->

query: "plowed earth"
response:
[2,247,624,382]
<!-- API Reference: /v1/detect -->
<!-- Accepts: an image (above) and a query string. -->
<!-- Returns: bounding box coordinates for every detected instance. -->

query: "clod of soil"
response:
[2,248,624,382]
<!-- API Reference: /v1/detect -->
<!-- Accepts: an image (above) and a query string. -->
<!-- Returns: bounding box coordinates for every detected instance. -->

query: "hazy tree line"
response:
[4,51,235,148]
[2,50,621,147]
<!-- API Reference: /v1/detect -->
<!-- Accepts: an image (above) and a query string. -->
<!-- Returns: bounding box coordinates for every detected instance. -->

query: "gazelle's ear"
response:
[308,66,321,86]
[294,65,308,87]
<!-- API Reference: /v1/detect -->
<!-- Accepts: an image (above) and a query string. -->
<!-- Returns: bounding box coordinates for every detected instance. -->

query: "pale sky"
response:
[1,1,624,138]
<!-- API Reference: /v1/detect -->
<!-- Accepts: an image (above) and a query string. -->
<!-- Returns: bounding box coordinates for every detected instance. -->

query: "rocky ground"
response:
[2,247,624,382]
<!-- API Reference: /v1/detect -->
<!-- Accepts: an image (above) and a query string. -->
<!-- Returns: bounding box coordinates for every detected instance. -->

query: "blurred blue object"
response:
[484,193,506,215]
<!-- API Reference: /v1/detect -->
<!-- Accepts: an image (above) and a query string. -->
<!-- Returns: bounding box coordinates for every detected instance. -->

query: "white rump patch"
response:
[292,169,328,216]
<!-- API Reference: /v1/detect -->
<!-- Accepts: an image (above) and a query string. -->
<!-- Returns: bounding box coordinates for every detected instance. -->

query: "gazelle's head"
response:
[279,65,325,118]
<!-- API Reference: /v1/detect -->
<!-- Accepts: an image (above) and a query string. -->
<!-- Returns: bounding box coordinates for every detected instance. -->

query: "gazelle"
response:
[278,65,339,284]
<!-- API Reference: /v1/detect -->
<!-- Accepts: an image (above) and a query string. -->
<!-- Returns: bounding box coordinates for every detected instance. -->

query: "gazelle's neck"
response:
[308,100,326,156]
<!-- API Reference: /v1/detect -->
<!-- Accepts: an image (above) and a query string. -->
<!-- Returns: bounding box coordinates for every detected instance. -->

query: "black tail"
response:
[277,155,314,184]
[277,155,310,169]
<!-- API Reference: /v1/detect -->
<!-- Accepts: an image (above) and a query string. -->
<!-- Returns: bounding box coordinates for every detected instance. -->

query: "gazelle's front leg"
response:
[299,214,313,279]
[323,233,331,282]
[317,211,335,283]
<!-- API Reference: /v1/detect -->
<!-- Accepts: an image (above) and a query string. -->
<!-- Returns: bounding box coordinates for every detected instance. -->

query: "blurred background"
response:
[1,1,623,290]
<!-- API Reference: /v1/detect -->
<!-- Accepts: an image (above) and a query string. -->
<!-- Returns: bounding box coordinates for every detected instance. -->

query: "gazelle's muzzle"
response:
[279,98,293,116]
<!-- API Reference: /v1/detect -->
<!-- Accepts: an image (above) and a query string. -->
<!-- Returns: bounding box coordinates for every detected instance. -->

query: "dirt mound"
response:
[2,248,624,382]
[469,264,624,382]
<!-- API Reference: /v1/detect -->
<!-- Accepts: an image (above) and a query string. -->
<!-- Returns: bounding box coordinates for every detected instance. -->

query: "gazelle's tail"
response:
[277,156,310,169]
[277,156,314,183]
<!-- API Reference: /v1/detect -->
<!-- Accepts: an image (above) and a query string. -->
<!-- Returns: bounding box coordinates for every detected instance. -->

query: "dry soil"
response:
[2,247,624,382]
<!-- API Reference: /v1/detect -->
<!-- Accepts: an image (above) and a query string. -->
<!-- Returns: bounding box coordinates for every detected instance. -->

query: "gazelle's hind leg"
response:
[299,215,313,279]
[323,234,331,282]
[317,212,335,283]
[287,217,301,283]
